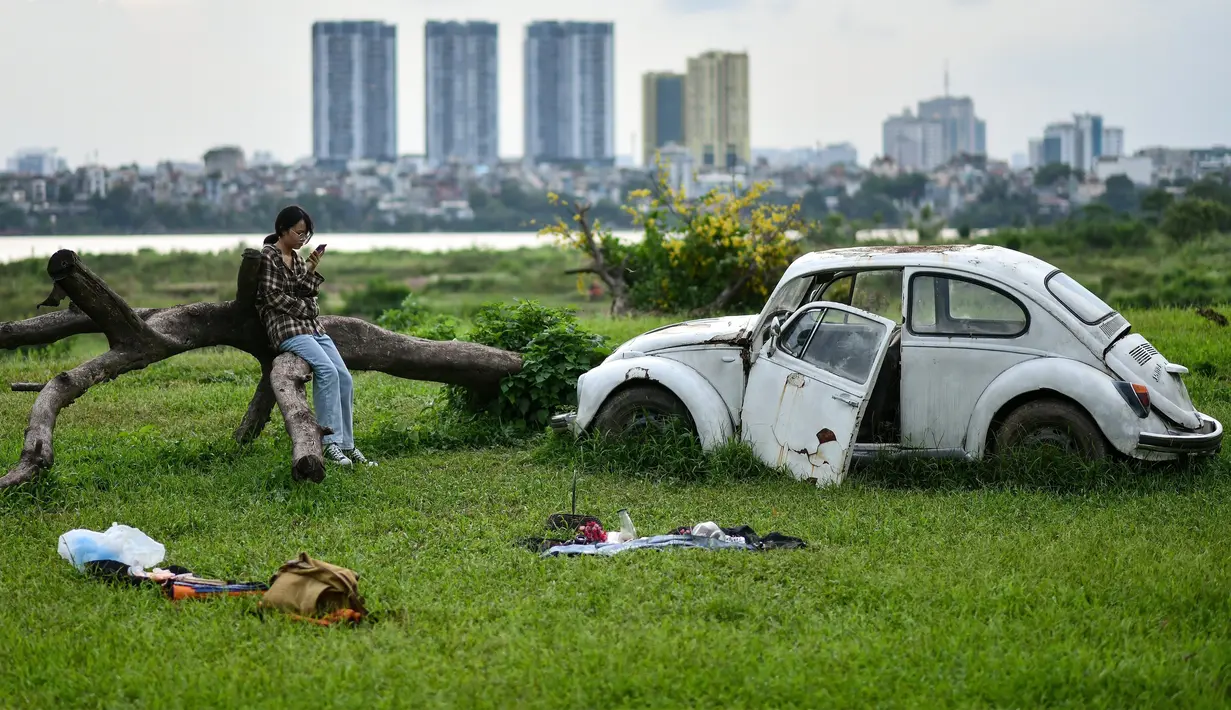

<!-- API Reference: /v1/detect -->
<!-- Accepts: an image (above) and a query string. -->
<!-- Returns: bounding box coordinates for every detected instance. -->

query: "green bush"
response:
[450,300,611,427]
[343,277,412,319]
[376,293,460,340]
[1161,199,1231,243]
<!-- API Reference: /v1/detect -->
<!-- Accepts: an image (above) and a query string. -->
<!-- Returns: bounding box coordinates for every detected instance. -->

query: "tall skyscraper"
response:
[1042,122,1077,167]
[524,21,615,164]
[684,51,750,170]
[641,72,686,167]
[1074,113,1104,172]
[425,21,499,166]
[882,109,944,172]
[312,21,398,165]
[917,95,983,162]
[1102,126,1125,159]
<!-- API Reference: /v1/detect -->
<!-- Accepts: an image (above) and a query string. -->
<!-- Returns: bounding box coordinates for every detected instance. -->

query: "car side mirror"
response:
[765,317,783,356]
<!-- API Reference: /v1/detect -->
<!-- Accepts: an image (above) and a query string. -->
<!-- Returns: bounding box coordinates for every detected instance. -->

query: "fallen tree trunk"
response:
[0,249,523,489]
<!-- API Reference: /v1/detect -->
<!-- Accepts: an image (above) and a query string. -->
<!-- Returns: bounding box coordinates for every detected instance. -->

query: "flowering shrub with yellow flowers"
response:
[540,168,803,316]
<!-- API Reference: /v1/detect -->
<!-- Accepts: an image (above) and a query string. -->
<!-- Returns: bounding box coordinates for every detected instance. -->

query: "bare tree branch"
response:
[0,350,147,488]
[46,249,166,352]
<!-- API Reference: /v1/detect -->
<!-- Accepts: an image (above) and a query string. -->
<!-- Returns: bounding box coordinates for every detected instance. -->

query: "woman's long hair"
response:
[263,205,315,245]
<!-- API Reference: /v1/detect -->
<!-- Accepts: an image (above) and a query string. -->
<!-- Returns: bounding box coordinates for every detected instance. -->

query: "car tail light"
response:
[1113,380,1150,418]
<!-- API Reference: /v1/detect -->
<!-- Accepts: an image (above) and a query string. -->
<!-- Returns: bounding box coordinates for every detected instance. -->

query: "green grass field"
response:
[1,309,1229,708]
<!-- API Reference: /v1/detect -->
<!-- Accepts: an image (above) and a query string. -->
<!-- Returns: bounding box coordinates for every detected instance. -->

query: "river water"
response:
[0,231,643,264]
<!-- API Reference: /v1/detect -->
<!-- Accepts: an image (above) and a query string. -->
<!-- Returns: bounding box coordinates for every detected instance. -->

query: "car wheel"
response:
[590,384,695,439]
[994,399,1109,460]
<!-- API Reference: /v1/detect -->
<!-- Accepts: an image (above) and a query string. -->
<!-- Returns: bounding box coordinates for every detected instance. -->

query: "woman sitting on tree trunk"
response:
[256,206,376,468]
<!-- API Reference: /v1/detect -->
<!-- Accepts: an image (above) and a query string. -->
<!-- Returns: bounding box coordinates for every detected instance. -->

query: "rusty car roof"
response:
[782,244,1060,293]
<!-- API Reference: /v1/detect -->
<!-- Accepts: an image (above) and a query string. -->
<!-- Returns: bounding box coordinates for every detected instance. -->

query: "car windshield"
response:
[1046,271,1115,324]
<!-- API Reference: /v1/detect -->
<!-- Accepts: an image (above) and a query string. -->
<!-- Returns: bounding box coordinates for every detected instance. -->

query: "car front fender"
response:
[965,357,1144,458]
[575,356,735,451]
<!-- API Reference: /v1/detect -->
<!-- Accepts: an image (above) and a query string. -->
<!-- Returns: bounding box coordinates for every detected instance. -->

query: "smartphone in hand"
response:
[314,244,327,254]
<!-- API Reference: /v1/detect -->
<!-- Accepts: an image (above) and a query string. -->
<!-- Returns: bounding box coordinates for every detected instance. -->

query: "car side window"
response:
[850,270,903,323]
[778,307,885,385]
[816,270,903,323]
[909,274,1028,337]
[778,309,822,359]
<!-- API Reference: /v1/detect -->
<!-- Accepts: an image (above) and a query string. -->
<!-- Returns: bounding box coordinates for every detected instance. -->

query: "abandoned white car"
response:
[550,244,1223,485]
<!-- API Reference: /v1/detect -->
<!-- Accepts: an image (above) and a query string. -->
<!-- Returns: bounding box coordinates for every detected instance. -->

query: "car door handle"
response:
[832,393,859,408]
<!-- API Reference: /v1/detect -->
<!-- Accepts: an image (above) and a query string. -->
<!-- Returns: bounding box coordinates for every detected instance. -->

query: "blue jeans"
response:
[279,333,354,449]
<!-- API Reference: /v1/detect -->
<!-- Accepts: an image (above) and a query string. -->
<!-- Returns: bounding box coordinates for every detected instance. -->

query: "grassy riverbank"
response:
[1,308,1228,707]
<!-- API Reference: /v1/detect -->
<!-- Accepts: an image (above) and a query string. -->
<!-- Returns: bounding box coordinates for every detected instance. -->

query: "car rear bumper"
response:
[550,412,577,436]
[1137,413,1223,455]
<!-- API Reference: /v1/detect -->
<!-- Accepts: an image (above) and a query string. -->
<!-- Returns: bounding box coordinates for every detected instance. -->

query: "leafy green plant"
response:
[344,277,412,320]
[376,293,460,340]
[450,300,610,427]
[1161,199,1231,244]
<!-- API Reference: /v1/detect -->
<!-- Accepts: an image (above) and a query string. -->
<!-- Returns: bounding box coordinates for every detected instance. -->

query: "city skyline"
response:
[2,0,1228,167]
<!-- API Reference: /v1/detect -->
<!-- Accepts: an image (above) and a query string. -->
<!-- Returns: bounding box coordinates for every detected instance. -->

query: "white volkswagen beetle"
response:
[551,244,1223,485]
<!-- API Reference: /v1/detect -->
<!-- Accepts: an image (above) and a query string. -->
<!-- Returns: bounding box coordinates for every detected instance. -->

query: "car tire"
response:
[590,384,695,439]
[993,399,1109,460]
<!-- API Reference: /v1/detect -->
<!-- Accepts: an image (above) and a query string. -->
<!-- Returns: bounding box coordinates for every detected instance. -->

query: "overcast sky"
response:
[3,0,1228,167]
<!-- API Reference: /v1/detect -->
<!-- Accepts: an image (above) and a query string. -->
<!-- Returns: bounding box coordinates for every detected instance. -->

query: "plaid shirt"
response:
[255,244,326,348]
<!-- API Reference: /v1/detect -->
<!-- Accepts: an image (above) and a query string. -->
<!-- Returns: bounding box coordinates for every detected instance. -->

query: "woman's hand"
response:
[306,248,323,273]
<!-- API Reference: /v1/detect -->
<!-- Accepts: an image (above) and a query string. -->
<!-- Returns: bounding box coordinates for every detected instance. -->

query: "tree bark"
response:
[270,353,326,483]
[233,358,276,445]
[0,250,523,488]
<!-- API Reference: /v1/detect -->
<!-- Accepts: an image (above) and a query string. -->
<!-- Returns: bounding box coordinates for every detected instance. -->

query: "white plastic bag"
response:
[57,523,165,573]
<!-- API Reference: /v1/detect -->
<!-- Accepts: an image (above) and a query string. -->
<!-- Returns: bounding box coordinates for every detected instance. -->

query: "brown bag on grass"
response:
[261,553,366,617]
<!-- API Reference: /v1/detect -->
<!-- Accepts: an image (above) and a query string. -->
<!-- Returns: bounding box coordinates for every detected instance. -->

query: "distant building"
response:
[6,148,66,176]
[656,141,695,197]
[882,109,944,172]
[1042,122,1077,167]
[249,151,277,167]
[819,142,858,169]
[84,165,107,198]
[1094,155,1152,186]
[684,51,750,170]
[202,146,245,179]
[1028,139,1044,168]
[524,21,615,165]
[312,21,398,165]
[1102,127,1125,159]
[1193,146,1231,178]
[425,21,499,166]
[975,119,987,157]
[917,95,983,161]
[641,72,686,167]
[1073,113,1104,172]
[1136,146,1197,182]
[1031,114,1116,172]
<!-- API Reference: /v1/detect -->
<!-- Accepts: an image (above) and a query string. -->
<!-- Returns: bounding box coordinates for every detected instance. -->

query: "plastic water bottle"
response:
[618,509,637,542]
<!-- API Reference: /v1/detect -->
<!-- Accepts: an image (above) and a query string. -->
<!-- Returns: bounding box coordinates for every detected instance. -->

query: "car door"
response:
[740,301,896,486]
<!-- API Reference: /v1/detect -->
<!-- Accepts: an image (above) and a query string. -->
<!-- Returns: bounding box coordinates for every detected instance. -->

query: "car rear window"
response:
[1046,271,1115,324]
